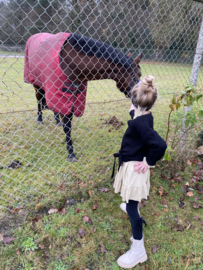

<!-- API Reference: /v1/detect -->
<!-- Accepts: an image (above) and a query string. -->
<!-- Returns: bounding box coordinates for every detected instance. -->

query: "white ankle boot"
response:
[117,237,147,268]
[120,203,140,215]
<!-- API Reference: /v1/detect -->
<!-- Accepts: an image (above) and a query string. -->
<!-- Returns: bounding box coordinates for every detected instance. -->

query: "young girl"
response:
[113,75,167,268]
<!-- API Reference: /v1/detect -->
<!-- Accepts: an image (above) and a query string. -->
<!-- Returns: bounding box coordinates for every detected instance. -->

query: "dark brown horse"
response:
[24,33,142,161]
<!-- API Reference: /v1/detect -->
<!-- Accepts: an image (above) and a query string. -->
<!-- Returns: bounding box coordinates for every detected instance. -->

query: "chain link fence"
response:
[0,0,203,222]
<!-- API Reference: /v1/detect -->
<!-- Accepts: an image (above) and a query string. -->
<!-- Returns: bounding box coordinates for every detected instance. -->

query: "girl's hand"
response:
[134,162,148,174]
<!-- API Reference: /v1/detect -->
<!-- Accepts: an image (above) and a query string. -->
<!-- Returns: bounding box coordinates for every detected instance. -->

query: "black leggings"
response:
[126,200,146,240]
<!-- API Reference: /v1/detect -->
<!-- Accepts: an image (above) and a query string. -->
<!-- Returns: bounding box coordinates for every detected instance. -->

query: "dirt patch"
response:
[0,211,28,236]
[103,115,124,130]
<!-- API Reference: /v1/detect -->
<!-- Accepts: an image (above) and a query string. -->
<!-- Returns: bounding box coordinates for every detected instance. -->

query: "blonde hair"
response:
[131,75,157,111]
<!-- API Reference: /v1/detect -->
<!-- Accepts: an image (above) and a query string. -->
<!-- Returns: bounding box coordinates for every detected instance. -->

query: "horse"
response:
[24,32,142,162]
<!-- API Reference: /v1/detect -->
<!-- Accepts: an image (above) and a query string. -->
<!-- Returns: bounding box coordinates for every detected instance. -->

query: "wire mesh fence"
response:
[0,0,203,222]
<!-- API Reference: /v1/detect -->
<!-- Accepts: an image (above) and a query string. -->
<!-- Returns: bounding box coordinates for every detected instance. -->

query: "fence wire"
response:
[0,0,203,221]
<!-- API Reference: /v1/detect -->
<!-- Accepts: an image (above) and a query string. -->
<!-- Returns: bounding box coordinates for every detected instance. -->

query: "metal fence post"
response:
[180,5,203,150]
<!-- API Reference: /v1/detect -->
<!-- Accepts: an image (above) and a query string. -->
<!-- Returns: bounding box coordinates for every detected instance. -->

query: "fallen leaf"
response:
[89,181,94,185]
[164,208,169,212]
[78,228,86,238]
[81,198,85,203]
[79,182,87,187]
[35,203,42,211]
[194,197,201,201]
[161,199,168,207]
[190,178,196,184]
[83,216,90,222]
[101,242,105,253]
[174,216,178,223]
[193,202,201,209]
[174,225,184,231]
[83,216,92,225]
[16,249,20,255]
[18,209,24,215]
[158,186,168,197]
[152,245,158,254]
[186,191,194,197]
[186,160,192,166]
[88,190,94,197]
[59,208,67,215]
[193,216,199,220]
[169,197,174,201]
[93,227,97,232]
[154,212,160,216]
[185,258,190,269]
[39,245,45,249]
[186,222,191,230]
[75,208,79,214]
[196,170,203,176]
[49,245,52,249]
[145,265,149,270]
[180,196,185,201]
[81,210,84,213]
[159,186,164,196]
[58,183,65,190]
[31,215,43,222]
[2,237,15,244]
[179,201,186,208]
[182,186,188,193]
[161,173,168,180]
[48,208,58,214]
[93,204,98,210]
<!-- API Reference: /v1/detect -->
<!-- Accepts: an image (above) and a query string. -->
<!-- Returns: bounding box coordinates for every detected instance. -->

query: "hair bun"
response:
[145,75,155,84]
[141,75,155,93]
[130,74,157,110]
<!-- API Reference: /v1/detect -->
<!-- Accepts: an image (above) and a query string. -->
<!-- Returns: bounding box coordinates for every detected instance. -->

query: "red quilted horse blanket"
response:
[24,32,87,117]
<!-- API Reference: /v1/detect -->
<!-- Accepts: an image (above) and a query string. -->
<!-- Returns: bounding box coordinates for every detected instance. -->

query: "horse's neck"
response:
[60,45,128,83]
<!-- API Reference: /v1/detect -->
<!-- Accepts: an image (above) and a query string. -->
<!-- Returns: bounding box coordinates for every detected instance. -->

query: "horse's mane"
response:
[68,33,133,70]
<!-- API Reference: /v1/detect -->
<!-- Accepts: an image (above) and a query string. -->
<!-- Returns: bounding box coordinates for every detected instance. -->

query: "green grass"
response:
[0,50,24,56]
[0,57,203,269]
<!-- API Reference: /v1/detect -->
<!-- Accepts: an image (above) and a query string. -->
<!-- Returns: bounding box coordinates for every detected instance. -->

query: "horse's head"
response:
[116,53,142,98]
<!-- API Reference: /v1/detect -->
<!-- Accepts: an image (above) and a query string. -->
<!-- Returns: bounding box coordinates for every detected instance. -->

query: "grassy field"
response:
[0,57,203,269]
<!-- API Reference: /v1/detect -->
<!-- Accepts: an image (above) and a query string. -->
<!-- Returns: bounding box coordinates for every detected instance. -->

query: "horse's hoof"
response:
[37,121,43,124]
[68,156,77,162]
[57,122,63,127]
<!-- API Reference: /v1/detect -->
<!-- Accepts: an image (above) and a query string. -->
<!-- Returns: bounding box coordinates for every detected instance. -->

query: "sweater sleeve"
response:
[133,120,167,166]
[129,109,135,119]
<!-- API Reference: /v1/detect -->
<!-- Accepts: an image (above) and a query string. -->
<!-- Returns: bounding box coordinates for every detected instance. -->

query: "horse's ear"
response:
[127,51,132,57]
[133,53,142,65]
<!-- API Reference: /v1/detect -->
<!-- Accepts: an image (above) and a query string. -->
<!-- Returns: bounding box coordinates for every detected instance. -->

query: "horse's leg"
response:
[61,113,77,162]
[41,90,48,110]
[33,84,43,124]
[54,112,63,126]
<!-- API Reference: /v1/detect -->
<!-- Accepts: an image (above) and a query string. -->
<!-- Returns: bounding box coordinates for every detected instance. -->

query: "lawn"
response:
[0,57,203,269]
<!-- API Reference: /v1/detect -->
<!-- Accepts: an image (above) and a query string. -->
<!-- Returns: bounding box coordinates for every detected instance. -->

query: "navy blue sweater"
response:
[117,110,167,167]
